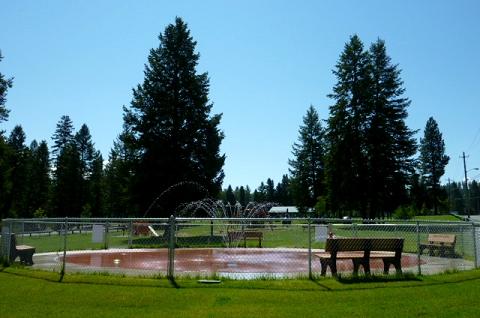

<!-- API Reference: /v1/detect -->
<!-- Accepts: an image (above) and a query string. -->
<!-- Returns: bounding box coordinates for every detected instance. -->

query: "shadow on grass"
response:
[335,272,421,284]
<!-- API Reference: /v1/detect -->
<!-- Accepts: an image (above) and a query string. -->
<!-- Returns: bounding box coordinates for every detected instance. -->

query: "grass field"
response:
[1,267,479,317]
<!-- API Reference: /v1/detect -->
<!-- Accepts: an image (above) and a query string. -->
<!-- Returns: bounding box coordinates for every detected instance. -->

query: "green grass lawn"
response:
[413,215,462,222]
[1,267,480,317]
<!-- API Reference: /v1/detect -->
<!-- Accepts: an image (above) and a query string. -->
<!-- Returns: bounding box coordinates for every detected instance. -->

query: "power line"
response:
[467,127,480,152]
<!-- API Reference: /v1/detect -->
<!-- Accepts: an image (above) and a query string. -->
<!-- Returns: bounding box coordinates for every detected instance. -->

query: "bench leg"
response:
[352,260,360,276]
[320,259,327,276]
[383,258,401,275]
[320,259,337,276]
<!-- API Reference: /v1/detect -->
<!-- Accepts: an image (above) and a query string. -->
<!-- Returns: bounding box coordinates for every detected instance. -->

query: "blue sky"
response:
[1,0,479,189]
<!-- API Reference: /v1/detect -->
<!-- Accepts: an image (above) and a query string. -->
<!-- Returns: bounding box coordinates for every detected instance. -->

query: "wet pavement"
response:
[30,247,473,278]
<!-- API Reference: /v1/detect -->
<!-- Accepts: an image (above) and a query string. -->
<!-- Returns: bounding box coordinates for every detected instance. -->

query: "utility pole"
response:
[461,152,470,219]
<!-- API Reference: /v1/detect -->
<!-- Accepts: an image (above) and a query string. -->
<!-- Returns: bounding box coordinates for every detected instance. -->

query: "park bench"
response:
[315,237,404,276]
[227,230,263,247]
[419,234,456,258]
[9,233,36,265]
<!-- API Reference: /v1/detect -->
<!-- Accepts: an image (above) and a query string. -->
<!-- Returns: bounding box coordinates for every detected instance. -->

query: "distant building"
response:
[268,206,299,218]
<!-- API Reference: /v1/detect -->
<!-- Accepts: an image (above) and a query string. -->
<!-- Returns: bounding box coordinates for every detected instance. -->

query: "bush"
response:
[393,205,415,220]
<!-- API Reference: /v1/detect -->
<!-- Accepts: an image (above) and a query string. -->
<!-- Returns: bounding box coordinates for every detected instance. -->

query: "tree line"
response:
[0,19,467,219]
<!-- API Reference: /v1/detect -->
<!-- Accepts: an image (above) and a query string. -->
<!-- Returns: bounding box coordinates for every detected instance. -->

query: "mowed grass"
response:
[413,214,462,222]
[1,267,480,317]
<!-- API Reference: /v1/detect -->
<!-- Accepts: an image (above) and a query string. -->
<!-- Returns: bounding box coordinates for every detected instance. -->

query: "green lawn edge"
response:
[2,265,480,292]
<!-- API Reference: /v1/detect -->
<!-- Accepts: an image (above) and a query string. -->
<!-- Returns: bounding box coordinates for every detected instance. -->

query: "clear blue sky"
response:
[1,0,479,189]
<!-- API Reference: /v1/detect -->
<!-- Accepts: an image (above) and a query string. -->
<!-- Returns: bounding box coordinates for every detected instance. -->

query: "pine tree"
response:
[225,185,236,205]
[325,36,416,218]
[52,143,83,216]
[51,116,82,216]
[6,125,30,217]
[75,124,95,177]
[122,17,225,216]
[88,151,105,216]
[27,140,50,216]
[0,50,13,218]
[265,178,275,202]
[365,39,417,217]
[0,51,13,127]
[238,186,247,207]
[104,134,134,217]
[325,35,370,217]
[275,175,292,205]
[290,105,325,212]
[52,115,74,158]
[419,117,449,214]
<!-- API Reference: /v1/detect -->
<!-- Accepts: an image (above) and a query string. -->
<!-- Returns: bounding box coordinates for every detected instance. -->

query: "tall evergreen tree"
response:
[225,185,236,205]
[6,125,29,217]
[0,51,13,127]
[419,117,449,214]
[104,134,135,217]
[265,178,275,202]
[88,151,105,216]
[27,140,50,216]
[52,115,74,158]
[0,51,13,218]
[275,175,292,205]
[75,124,95,176]
[325,35,370,217]
[122,17,225,216]
[325,36,416,218]
[238,186,247,207]
[51,116,82,216]
[52,143,83,216]
[365,39,417,217]
[289,105,325,211]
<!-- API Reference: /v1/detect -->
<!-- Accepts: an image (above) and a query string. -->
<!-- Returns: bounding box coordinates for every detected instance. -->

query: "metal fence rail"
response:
[1,217,479,279]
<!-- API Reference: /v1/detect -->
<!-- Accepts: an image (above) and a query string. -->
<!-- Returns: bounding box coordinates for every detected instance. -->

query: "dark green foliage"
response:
[104,134,135,217]
[122,17,225,216]
[26,140,50,216]
[0,137,13,218]
[0,51,13,126]
[265,178,275,202]
[87,151,105,216]
[325,36,417,218]
[326,35,370,216]
[6,126,30,217]
[225,185,236,205]
[51,115,74,158]
[52,142,83,216]
[289,105,325,211]
[275,175,292,206]
[238,186,247,207]
[469,181,480,214]
[419,117,450,214]
[75,124,95,176]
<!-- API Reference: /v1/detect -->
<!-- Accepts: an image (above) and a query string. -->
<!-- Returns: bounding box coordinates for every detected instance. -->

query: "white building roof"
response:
[268,206,299,214]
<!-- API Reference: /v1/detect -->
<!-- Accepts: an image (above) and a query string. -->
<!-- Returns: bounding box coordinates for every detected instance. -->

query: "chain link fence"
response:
[1,217,479,279]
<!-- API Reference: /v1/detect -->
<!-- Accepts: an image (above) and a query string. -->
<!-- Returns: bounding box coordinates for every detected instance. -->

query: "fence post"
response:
[416,221,421,275]
[62,217,68,275]
[128,220,133,248]
[104,221,109,250]
[308,218,312,279]
[472,222,478,268]
[167,215,176,278]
